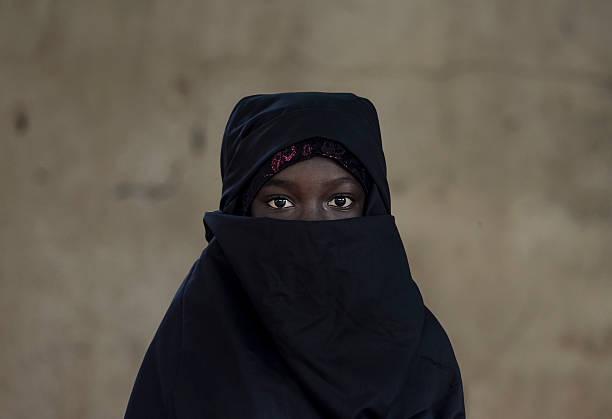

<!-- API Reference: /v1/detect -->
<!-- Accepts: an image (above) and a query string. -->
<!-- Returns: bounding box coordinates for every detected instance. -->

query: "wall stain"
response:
[114,162,183,202]
[559,329,612,360]
[114,182,135,200]
[190,125,206,154]
[13,106,29,135]
[389,178,408,195]
[115,181,178,202]
[33,166,50,185]
[174,74,191,97]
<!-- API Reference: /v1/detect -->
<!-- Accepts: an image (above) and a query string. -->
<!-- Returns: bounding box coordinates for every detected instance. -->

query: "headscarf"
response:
[125,92,465,419]
[217,92,390,219]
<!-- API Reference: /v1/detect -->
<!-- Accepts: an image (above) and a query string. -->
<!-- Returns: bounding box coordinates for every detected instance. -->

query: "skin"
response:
[250,157,365,220]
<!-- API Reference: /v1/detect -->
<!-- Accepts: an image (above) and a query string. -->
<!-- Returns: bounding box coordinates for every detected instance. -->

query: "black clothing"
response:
[219,92,390,217]
[125,92,465,418]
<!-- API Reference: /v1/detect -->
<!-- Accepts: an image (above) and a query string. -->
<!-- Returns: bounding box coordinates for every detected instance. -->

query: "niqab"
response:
[125,92,465,418]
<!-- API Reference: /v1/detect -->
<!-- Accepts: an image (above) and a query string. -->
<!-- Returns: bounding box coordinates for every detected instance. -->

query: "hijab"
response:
[125,92,465,419]
[218,92,389,218]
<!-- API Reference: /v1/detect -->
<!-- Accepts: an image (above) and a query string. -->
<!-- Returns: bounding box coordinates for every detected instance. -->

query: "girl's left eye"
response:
[328,196,353,208]
[266,197,295,209]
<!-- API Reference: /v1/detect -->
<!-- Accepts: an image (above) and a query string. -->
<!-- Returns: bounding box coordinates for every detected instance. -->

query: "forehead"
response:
[268,156,356,182]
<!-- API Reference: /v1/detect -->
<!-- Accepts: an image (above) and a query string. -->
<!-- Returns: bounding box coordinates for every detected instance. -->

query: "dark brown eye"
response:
[266,197,295,209]
[328,196,353,208]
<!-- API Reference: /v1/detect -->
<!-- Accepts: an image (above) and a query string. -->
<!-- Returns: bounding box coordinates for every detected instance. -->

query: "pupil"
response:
[274,198,286,208]
[335,197,346,207]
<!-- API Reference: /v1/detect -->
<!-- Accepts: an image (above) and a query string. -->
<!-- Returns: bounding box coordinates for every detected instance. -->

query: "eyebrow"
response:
[262,176,358,188]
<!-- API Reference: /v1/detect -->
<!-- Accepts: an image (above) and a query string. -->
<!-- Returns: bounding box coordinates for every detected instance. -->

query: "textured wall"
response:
[1,1,611,418]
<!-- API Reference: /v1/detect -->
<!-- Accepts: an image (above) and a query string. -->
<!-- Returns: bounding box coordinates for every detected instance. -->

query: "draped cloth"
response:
[125,92,465,418]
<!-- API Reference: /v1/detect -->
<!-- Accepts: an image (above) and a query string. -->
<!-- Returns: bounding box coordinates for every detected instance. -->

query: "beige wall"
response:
[1,1,611,418]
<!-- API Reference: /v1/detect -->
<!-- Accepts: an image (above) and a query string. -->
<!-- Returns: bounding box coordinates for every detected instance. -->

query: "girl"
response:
[125,92,465,418]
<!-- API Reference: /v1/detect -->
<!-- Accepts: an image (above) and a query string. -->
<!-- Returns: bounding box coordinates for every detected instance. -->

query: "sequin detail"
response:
[270,146,297,173]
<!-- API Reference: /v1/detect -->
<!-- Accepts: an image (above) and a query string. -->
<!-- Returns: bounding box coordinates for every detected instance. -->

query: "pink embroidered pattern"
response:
[302,143,313,157]
[320,141,349,168]
[270,146,297,173]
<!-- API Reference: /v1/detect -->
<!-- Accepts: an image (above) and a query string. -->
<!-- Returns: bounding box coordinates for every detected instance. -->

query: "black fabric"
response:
[219,92,390,217]
[125,92,465,418]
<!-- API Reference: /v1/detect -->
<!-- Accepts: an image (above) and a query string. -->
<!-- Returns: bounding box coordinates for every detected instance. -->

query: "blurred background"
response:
[1,1,611,418]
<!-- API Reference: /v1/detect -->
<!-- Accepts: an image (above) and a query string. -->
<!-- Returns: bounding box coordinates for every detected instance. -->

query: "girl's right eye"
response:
[266,197,295,209]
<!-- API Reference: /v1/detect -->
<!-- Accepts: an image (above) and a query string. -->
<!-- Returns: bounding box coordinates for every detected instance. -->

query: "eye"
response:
[266,197,295,209]
[328,195,354,208]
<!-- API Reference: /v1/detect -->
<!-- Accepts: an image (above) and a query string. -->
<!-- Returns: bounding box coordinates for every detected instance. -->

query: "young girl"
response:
[125,92,465,418]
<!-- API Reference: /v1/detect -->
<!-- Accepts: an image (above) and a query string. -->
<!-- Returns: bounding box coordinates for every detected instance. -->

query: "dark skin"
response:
[250,157,365,220]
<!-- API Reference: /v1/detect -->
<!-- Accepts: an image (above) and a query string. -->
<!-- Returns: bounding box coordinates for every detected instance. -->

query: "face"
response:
[250,157,366,220]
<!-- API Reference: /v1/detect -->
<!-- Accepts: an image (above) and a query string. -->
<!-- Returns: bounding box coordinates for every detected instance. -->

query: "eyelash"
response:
[265,195,294,209]
[328,194,355,209]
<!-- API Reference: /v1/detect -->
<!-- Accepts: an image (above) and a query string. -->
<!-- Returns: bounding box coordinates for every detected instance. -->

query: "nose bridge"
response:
[299,199,326,221]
